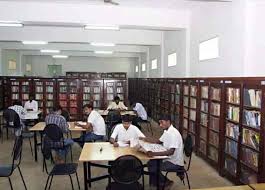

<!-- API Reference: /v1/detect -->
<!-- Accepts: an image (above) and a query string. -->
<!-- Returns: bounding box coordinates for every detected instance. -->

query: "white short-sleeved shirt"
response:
[133,103,147,120]
[159,125,184,166]
[24,100,38,112]
[111,124,145,142]
[87,110,106,136]
[107,101,128,110]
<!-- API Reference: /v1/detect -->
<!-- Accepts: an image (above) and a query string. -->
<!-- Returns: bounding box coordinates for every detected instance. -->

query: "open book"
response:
[131,139,167,153]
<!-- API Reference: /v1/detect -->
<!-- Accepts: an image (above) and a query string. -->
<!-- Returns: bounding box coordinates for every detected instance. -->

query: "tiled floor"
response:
[0,121,233,190]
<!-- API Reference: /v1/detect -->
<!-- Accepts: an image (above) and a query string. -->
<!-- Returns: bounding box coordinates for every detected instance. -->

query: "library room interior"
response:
[1,0,265,190]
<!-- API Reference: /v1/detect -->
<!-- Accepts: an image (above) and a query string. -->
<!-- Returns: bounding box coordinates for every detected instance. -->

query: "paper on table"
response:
[117,141,129,147]
[74,126,83,129]
[77,121,87,125]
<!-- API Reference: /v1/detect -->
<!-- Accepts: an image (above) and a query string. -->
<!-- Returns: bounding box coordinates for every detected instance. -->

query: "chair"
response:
[105,110,121,140]
[42,135,80,190]
[0,136,27,190]
[43,124,73,162]
[106,155,144,190]
[161,134,193,190]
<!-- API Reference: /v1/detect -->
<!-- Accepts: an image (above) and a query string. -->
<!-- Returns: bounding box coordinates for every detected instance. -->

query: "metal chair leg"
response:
[142,171,145,190]
[70,146,73,162]
[8,177,14,190]
[75,172,80,190]
[44,176,50,190]
[69,175,74,190]
[48,175,54,190]
[28,138,33,157]
[18,166,27,190]
[162,172,169,190]
[185,171,191,189]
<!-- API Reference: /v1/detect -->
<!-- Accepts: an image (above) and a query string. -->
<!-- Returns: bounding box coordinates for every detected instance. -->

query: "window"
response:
[151,59,157,69]
[142,63,146,72]
[135,65,139,72]
[168,53,177,67]
[199,37,219,61]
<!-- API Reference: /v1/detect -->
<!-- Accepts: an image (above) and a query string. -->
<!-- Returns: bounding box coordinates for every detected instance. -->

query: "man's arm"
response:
[80,122,93,132]
[139,136,162,144]
[147,148,175,157]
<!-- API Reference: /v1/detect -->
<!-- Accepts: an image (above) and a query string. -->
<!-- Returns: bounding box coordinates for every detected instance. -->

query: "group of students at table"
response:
[9,95,184,188]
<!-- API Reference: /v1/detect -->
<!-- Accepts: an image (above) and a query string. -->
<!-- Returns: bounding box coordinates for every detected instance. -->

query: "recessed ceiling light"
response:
[22,41,48,45]
[41,50,60,53]
[94,51,113,54]
[52,55,68,58]
[0,21,23,27]
[91,42,115,47]
[84,25,119,30]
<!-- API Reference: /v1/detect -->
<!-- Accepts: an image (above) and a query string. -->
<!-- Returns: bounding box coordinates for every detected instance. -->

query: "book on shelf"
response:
[117,87,123,93]
[211,103,220,116]
[83,87,90,93]
[227,106,240,122]
[38,101,43,107]
[183,108,188,118]
[201,86,208,99]
[200,126,207,139]
[107,94,114,101]
[227,88,240,104]
[46,101,53,107]
[47,94,54,100]
[242,128,260,150]
[209,146,218,162]
[226,123,239,140]
[209,131,219,147]
[190,98,196,109]
[241,147,258,168]
[199,140,207,154]
[94,94,100,100]
[12,94,19,100]
[35,86,43,93]
[70,88,77,93]
[35,94,43,100]
[176,84,180,94]
[225,139,238,158]
[175,95,180,104]
[70,94,77,100]
[107,87,113,93]
[11,86,19,92]
[189,122,196,133]
[59,82,67,86]
[201,100,208,112]
[83,94,91,100]
[22,86,29,93]
[190,86,197,96]
[70,101,77,107]
[35,82,43,86]
[211,87,221,101]
[93,100,100,108]
[93,87,100,93]
[46,86,53,93]
[59,101,67,107]
[243,110,260,128]
[184,97,189,107]
[22,94,29,100]
[22,81,29,85]
[244,89,261,108]
[59,86,67,93]
[119,94,124,100]
[70,82,77,86]
[11,81,19,85]
[189,110,196,121]
[46,82,54,86]
[200,113,208,126]
[225,157,237,176]
[59,94,67,100]
[183,118,188,129]
[184,85,189,95]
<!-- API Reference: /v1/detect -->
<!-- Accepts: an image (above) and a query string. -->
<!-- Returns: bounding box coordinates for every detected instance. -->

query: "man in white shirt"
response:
[110,114,145,147]
[130,101,147,129]
[74,104,106,146]
[24,95,38,112]
[107,96,128,111]
[139,114,184,188]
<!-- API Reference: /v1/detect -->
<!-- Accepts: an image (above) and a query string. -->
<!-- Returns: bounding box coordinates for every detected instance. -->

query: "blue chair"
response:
[0,136,27,190]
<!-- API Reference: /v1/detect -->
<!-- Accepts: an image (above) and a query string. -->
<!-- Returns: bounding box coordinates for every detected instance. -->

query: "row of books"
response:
[175,95,180,104]
[59,94,67,100]
[201,113,208,126]
[225,157,237,176]
[22,81,29,85]
[209,146,218,162]
[190,110,196,121]
[189,122,196,133]
[227,88,240,104]
[70,94,77,100]
[35,82,43,86]
[184,97,189,107]
[243,110,261,128]
[210,116,220,131]
[244,89,261,108]
[35,94,43,100]
[200,126,207,140]
[46,82,54,86]
[226,122,239,140]
[46,101,53,107]
[175,84,180,94]
[241,147,258,168]
[211,87,221,101]
[201,86,209,99]
[183,108,188,118]
[184,86,189,95]
[69,82,77,86]
[183,118,188,129]
[12,94,19,99]
[46,87,54,93]
[226,139,238,158]
[242,128,260,150]
[211,103,220,116]
[201,100,208,112]
[22,86,29,93]
[35,86,43,93]
[190,98,197,109]
[22,94,29,100]
[60,87,67,92]
[107,87,114,93]
[59,82,67,86]
[11,81,19,85]
[83,87,90,93]
[227,106,240,122]
[190,86,197,96]
[200,140,207,154]
[83,94,91,100]
[11,86,19,92]
[209,131,219,147]
[47,94,54,100]
[240,167,257,184]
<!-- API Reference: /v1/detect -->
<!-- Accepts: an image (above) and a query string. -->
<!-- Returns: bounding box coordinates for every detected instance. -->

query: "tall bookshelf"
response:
[160,79,170,115]
[0,79,4,110]
[33,79,44,112]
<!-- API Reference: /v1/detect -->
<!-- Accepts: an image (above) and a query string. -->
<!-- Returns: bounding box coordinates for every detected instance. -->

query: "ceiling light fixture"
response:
[22,41,48,45]
[41,50,60,53]
[52,55,68,58]
[84,25,119,30]
[91,42,115,47]
[94,51,113,54]
[0,21,23,27]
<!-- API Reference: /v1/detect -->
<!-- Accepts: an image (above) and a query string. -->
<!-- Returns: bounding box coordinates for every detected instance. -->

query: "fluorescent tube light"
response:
[85,25,119,30]
[52,55,68,58]
[22,41,48,45]
[41,50,60,53]
[94,51,113,54]
[90,42,115,47]
[0,21,23,27]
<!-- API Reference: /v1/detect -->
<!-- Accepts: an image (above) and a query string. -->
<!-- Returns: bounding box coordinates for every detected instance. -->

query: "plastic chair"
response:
[161,134,193,190]
[0,136,27,190]
[106,155,144,190]
[42,135,80,190]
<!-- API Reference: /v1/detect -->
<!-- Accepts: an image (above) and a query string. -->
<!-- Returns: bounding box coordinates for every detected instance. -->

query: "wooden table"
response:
[79,142,167,190]
[97,110,136,116]
[250,183,265,190]
[29,121,87,162]
[192,183,265,190]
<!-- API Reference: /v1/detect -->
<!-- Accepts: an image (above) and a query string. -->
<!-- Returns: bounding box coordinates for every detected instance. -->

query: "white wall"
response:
[164,30,186,78]
[149,46,161,78]
[139,53,147,78]
[22,55,137,77]
[1,49,22,76]
[189,0,247,77]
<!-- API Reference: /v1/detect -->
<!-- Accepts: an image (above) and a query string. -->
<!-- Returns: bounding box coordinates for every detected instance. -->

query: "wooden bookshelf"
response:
[0,79,4,110]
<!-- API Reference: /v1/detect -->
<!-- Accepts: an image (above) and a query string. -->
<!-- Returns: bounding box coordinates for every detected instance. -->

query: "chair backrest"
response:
[183,134,193,171]
[3,109,21,129]
[106,110,121,125]
[44,124,63,141]
[110,155,143,184]
[43,124,64,153]
[61,109,70,122]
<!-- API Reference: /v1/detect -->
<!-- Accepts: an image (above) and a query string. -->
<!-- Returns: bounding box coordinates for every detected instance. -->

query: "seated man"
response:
[45,105,74,163]
[74,104,106,146]
[107,96,128,111]
[130,101,147,129]
[110,114,145,147]
[24,94,38,112]
[139,114,184,188]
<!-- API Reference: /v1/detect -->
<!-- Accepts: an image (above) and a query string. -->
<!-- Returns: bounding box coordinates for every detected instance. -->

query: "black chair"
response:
[161,134,193,190]
[42,135,80,190]
[43,124,73,162]
[106,110,121,140]
[0,136,27,190]
[106,155,144,190]
[3,109,34,156]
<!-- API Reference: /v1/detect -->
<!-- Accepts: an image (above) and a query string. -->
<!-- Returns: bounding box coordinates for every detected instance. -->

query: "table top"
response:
[29,121,88,132]
[79,142,167,162]
[250,183,265,190]
[192,183,265,190]
[97,110,136,116]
